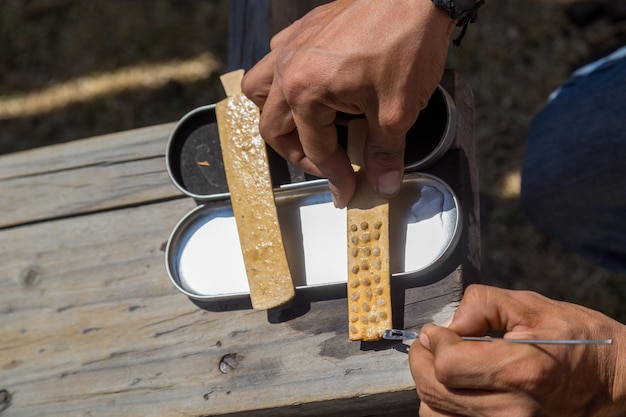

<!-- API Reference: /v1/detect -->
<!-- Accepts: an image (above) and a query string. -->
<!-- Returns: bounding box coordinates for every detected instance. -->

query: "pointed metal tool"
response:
[383,329,612,345]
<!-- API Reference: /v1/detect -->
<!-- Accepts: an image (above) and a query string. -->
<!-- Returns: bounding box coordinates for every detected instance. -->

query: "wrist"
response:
[414,0,458,35]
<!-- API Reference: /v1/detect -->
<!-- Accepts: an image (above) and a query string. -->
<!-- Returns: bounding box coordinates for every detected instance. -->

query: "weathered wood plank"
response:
[0,199,195,313]
[0,123,174,180]
[0,210,460,417]
[0,192,462,416]
[453,73,481,281]
[0,123,180,229]
[425,71,480,285]
[1,289,458,417]
[0,214,461,417]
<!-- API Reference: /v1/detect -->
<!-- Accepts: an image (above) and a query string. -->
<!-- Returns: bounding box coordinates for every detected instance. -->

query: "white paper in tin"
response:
[177,185,455,296]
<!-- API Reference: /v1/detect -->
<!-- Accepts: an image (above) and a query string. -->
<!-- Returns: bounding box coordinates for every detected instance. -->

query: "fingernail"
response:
[377,171,402,198]
[419,332,431,350]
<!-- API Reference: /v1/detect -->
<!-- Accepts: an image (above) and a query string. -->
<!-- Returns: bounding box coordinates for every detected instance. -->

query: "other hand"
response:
[409,284,626,417]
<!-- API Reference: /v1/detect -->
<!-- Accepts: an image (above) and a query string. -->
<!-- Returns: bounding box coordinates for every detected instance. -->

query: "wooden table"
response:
[0,71,478,417]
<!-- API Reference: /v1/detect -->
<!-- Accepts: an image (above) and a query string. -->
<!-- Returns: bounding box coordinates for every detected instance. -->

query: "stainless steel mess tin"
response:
[165,173,462,301]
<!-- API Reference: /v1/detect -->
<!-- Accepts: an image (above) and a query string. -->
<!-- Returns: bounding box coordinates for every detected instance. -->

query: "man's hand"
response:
[242,0,456,207]
[409,284,626,416]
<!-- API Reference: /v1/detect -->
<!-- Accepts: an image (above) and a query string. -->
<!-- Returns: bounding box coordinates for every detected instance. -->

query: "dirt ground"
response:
[1,0,625,321]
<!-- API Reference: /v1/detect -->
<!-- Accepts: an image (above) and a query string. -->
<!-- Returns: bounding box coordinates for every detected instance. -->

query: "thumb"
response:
[364,120,407,199]
[419,323,466,352]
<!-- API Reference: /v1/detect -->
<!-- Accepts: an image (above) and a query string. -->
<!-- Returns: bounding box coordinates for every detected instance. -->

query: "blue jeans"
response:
[521,46,626,274]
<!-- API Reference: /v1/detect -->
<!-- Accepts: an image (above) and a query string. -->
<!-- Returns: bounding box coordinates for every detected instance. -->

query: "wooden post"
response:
[228,0,327,71]
[227,0,270,71]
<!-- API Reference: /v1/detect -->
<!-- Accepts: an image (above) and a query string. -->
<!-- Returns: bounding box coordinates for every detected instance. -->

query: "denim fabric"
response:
[228,0,270,71]
[521,48,626,273]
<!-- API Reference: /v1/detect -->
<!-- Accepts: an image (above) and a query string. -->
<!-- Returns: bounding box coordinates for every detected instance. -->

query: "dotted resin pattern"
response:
[347,219,392,341]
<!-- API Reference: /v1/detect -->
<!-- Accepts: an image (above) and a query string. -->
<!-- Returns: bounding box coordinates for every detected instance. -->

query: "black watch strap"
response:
[432,0,485,46]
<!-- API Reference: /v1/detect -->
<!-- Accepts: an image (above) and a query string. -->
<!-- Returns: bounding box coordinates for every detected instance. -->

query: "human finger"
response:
[419,402,464,417]
[410,340,466,414]
[291,102,357,208]
[409,339,472,414]
[410,327,501,392]
[242,6,309,108]
[410,337,533,416]
[364,113,410,199]
[421,323,552,391]
[242,51,277,110]
[446,284,601,345]
[446,284,546,336]
[256,76,323,177]
[362,72,441,199]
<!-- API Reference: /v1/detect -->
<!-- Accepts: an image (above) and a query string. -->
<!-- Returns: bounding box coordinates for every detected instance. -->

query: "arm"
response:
[409,284,626,417]
[241,0,456,208]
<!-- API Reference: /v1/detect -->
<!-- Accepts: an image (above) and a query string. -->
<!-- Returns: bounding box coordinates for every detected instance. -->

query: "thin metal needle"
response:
[383,329,613,345]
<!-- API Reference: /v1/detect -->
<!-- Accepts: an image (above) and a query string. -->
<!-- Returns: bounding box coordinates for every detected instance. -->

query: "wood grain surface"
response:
[0,70,477,417]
